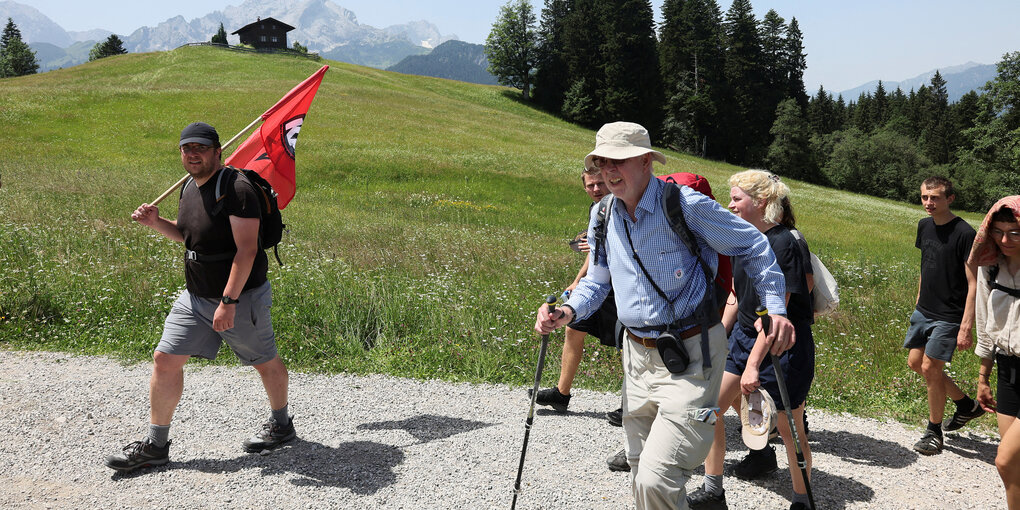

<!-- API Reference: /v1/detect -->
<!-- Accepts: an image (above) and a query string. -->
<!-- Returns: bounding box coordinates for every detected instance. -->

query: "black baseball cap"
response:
[179,122,220,147]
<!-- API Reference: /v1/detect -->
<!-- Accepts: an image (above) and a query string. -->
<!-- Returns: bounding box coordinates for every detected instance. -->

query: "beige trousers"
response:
[623,323,727,510]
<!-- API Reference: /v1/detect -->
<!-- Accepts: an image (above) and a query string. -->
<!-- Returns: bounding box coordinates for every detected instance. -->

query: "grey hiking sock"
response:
[792,492,810,506]
[148,424,170,448]
[272,404,290,426]
[703,474,723,496]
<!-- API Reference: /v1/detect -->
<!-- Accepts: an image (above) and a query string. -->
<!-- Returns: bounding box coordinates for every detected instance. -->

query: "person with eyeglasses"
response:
[904,176,984,457]
[535,121,795,510]
[969,196,1020,509]
[107,122,295,473]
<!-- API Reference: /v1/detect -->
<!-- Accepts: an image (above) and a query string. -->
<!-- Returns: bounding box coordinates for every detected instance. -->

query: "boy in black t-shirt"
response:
[106,123,295,473]
[904,176,983,456]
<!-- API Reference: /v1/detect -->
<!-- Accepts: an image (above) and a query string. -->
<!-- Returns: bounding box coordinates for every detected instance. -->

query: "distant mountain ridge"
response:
[2,0,456,71]
[387,40,497,85]
[837,62,997,103]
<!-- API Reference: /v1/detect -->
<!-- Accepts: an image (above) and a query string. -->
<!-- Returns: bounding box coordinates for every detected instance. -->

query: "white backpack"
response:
[790,230,839,316]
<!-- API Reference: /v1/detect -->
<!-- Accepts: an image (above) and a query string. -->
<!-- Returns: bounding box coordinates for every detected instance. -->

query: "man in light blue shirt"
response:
[536,122,795,510]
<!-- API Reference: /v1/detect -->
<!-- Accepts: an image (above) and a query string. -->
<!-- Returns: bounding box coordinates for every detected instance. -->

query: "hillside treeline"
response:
[497,0,1018,211]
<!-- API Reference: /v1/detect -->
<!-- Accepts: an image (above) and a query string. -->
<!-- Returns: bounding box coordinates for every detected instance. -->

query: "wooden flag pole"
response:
[149,116,263,206]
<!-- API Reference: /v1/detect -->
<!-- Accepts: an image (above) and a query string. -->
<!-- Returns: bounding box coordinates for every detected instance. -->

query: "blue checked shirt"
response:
[565,175,786,335]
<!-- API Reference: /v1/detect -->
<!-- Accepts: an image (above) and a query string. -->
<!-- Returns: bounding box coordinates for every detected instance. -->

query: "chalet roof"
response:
[231,17,295,35]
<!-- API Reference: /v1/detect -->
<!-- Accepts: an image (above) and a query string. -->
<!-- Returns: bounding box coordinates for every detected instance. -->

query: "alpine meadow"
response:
[0,46,991,430]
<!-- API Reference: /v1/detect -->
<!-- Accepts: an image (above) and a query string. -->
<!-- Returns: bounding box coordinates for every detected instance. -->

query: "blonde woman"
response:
[969,196,1020,509]
[689,170,814,510]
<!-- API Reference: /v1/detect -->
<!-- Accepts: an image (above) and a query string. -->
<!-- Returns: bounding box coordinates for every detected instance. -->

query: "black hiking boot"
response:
[105,439,170,472]
[944,401,985,432]
[607,448,630,472]
[687,487,728,509]
[607,407,623,427]
[528,386,571,412]
[242,416,296,453]
[913,429,943,455]
[732,444,778,479]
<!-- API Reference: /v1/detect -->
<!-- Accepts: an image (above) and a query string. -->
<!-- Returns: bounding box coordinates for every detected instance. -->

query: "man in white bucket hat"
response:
[537,121,795,509]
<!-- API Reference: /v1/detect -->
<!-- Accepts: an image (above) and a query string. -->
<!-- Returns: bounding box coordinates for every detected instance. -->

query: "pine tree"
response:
[723,0,769,164]
[0,17,39,78]
[784,17,808,108]
[759,9,787,117]
[485,0,538,100]
[659,0,728,157]
[598,0,663,134]
[872,80,888,128]
[560,0,604,125]
[919,70,952,164]
[767,98,814,181]
[532,0,571,112]
[211,22,228,45]
[89,34,128,62]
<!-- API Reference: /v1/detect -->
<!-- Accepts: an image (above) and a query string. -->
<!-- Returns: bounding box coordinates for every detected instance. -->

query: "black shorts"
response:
[568,291,619,348]
[997,354,1020,418]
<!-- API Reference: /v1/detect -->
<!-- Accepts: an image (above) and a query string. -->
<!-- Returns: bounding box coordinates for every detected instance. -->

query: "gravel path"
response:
[0,349,1006,509]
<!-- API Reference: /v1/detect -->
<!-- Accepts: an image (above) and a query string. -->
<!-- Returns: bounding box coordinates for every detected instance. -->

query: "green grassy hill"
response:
[0,46,990,428]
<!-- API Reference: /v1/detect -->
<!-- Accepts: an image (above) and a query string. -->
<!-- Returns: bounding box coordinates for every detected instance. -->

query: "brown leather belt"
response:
[627,325,702,349]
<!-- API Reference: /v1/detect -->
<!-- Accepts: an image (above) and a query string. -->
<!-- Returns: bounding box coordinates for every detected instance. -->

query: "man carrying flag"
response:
[106,66,327,472]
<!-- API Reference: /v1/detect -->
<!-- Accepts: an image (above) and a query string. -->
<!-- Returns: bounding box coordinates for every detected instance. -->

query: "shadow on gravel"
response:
[734,464,876,510]
[535,408,608,421]
[356,414,493,444]
[113,439,406,495]
[808,430,917,468]
[943,432,998,465]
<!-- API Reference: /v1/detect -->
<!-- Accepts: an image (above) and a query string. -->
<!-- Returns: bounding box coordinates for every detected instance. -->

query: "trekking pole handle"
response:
[755,306,771,337]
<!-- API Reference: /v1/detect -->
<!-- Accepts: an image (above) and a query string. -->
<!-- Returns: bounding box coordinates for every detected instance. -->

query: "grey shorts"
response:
[156,281,276,366]
[902,309,959,363]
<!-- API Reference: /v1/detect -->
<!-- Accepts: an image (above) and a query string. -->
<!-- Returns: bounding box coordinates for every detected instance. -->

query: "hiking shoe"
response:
[105,439,170,472]
[944,402,985,432]
[242,416,296,453]
[913,429,943,455]
[607,407,623,427]
[528,386,571,412]
[687,487,728,509]
[607,448,630,472]
[790,503,811,510]
[732,444,778,479]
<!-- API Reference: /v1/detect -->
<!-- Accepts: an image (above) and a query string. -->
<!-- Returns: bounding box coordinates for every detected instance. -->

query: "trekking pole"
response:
[756,306,816,509]
[511,295,558,510]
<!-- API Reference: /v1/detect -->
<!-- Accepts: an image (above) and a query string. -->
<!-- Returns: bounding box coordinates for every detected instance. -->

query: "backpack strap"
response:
[592,194,614,267]
[989,264,1020,298]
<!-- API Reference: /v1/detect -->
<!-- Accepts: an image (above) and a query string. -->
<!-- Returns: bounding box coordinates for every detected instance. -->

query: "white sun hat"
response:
[740,387,777,450]
[584,121,666,170]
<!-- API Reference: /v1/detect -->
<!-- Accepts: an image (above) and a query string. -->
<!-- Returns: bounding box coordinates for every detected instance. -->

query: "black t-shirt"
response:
[732,224,813,333]
[177,168,268,298]
[915,216,976,323]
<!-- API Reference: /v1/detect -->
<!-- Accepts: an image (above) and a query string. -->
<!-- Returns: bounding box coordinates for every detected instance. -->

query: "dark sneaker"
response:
[687,487,728,509]
[733,444,778,479]
[790,502,811,510]
[944,402,985,432]
[105,439,170,472]
[607,407,623,427]
[242,417,296,453]
[913,429,943,455]
[607,448,630,472]
[528,386,571,412]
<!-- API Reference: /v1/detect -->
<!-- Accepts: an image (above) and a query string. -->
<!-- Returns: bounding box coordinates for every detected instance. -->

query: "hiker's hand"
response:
[577,233,590,253]
[740,367,760,395]
[131,203,159,226]
[956,328,973,350]
[535,305,572,335]
[757,314,795,355]
[977,380,997,413]
[213,302,235,332]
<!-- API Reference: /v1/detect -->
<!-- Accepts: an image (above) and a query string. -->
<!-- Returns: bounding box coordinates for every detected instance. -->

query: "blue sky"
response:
[23,0,1020,93]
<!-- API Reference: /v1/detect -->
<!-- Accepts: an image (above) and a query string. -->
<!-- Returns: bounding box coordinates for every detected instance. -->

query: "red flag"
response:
[226,65,329,209]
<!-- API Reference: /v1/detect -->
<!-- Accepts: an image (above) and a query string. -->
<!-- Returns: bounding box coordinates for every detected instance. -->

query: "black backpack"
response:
[182,166,286,265]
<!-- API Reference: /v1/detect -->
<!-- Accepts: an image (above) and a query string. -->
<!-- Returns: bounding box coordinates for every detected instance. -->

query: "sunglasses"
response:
[591,156,629,168]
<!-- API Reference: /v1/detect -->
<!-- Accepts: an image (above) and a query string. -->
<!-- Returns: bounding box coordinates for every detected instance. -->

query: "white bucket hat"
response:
[740,388,777,451]
[584,121,666,170]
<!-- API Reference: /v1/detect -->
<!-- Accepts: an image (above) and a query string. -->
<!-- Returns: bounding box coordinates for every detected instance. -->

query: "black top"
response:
[915,216,976,323]
[733,224,813,333]
[177,168,268,298]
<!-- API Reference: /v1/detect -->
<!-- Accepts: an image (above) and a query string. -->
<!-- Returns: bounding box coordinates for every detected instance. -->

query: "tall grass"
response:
[0,46,991,430]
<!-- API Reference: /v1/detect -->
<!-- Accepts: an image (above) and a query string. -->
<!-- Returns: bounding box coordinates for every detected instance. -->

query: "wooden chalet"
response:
[231,17,295,50]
